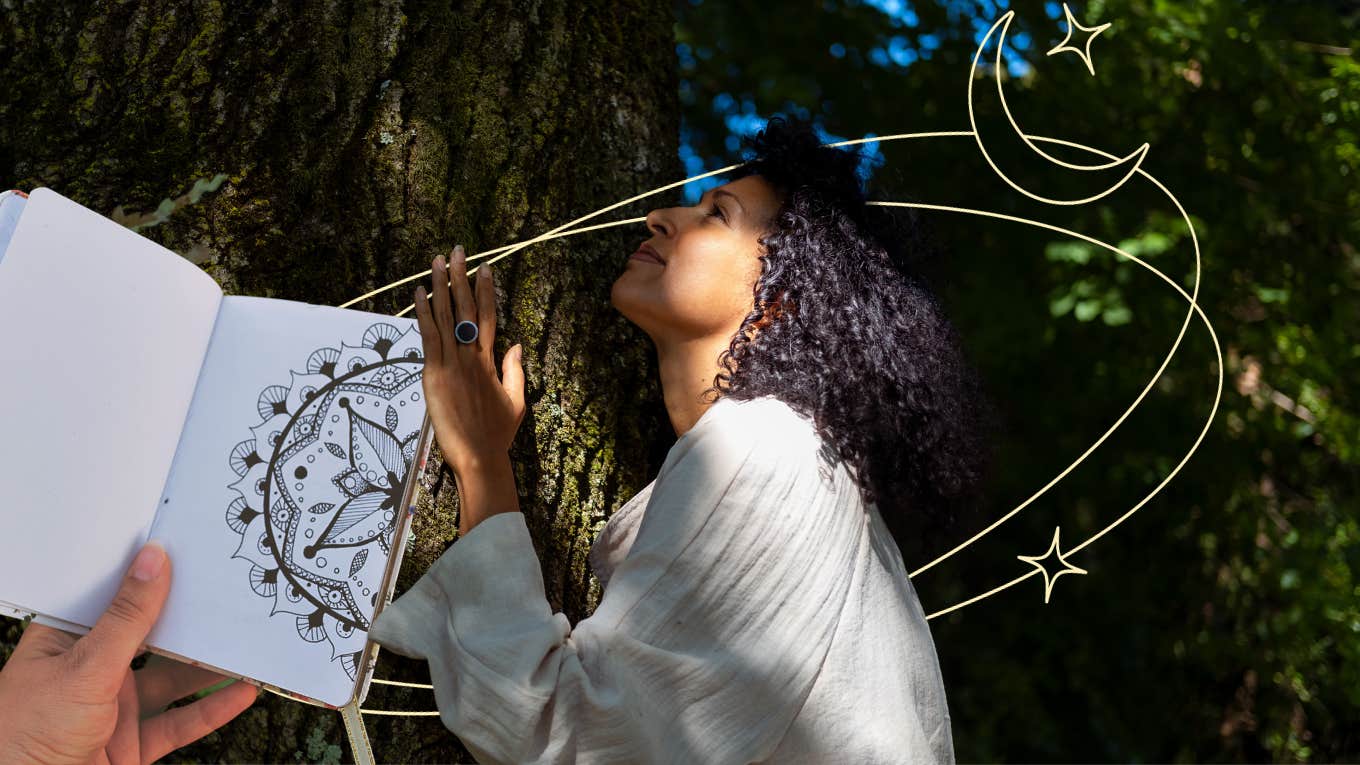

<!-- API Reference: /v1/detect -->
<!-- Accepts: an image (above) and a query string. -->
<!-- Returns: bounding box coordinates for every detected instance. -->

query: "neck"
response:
[655,334,733,438]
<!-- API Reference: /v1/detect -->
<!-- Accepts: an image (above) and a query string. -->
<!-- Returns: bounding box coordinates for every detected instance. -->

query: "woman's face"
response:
[610,175,784,345]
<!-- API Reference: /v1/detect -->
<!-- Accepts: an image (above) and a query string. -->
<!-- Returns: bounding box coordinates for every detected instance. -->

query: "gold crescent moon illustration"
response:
[969,10,1150,206]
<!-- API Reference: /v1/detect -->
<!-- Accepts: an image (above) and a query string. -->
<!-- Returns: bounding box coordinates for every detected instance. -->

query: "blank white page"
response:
[0,187,222,628]
[148,295,425,707]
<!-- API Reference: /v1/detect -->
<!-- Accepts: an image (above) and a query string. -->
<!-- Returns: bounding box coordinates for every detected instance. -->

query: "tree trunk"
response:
[0,0,680,760]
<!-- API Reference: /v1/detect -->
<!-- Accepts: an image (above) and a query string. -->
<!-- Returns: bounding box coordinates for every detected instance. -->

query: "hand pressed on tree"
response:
[414,245,527,476]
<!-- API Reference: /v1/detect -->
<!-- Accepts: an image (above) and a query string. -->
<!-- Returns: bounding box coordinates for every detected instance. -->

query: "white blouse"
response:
[369,394,955,764]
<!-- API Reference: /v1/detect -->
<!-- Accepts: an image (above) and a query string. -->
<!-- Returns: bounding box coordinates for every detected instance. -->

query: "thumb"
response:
[502,344,526,423]
[69,541,171,694]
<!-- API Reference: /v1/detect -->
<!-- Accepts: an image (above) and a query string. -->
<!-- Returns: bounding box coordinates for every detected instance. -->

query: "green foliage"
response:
[676,0,1358,761]
[1045,209,1196,326]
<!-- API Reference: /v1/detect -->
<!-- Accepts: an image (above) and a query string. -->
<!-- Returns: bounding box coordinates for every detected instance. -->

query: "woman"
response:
[370,114,999,764]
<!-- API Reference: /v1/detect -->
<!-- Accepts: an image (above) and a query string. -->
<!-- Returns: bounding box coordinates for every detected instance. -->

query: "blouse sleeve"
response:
[369,402,866,765]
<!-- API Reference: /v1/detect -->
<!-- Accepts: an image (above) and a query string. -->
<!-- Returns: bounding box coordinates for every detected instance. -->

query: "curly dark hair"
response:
[700,114,1004,557]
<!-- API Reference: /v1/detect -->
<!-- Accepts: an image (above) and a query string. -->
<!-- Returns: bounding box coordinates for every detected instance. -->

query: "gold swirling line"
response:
[339,129,1219,618]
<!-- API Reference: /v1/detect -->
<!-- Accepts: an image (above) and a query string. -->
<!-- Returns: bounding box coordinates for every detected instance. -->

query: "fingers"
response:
[139,680,258,764]
[108,670,141,761]
[475,259,496,369]
[135,655,235,712]
[413,284,441,368]
[68,542,171,698]
[502,345,526,424]
[430,253,457,361]
[446,245,480,347]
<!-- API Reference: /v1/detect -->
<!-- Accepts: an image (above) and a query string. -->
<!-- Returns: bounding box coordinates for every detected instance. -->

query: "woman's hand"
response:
[0,542,259,765]
[415,245,526,475]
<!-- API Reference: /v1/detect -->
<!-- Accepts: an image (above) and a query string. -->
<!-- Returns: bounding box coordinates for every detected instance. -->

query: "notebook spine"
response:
[349,412,436,706]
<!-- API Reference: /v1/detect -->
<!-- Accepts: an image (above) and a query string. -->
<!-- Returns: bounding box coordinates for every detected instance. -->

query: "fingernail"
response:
[131,542,166,582]
[479,263,490,279]
[455,244,465,255]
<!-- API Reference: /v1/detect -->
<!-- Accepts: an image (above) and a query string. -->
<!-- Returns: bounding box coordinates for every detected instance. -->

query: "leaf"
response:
[1102,305,1133,326]
[325,441,347,459]
[1044,241,1092,264]
[320,492,386,544]
[1255,286,1289,304]
[349,549,369,577]
[1074,299,1103,321]
[353,410,405,475]
[307,502,335,515]
[386,404,399,432]
[1049,292,1076,317]
[187,173,229,204]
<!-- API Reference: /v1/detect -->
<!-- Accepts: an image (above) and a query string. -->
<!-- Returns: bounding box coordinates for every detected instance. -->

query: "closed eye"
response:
[707,203,727,223]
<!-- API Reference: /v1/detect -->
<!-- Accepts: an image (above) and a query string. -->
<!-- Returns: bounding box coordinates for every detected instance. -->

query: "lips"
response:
[630,243,664,265]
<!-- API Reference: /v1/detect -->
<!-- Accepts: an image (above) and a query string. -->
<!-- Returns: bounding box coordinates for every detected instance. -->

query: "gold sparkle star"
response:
[1045,2,1112,77]
[1017,526,1088,604]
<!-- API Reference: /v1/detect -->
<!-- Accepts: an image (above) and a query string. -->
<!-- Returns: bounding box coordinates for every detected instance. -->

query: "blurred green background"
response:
[671,1,1358,761]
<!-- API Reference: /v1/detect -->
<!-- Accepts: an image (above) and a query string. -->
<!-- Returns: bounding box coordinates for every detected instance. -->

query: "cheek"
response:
[661,256,757,324]
[613,233,761,337]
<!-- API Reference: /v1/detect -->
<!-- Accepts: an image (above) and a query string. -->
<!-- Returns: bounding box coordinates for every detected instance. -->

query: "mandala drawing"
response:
[226,322,424,681]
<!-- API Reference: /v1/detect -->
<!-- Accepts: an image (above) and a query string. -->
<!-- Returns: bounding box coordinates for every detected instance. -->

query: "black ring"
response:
[454,320,479,344]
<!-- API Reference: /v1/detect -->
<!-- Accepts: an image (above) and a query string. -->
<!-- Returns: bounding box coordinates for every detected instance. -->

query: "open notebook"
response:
[0,187,434,708]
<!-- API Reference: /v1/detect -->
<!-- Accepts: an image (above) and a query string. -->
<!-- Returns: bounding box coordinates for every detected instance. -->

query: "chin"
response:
[609,276,633,320]
[609,277,656,337]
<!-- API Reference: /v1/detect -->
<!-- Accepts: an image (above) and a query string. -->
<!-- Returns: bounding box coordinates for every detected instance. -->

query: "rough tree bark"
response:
[0,1,680,761]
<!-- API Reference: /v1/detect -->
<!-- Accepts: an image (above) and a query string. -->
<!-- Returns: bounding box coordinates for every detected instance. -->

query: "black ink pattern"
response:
[227,321,423,681]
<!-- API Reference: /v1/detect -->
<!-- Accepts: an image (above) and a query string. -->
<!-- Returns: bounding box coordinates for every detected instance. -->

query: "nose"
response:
[644,207,669,239]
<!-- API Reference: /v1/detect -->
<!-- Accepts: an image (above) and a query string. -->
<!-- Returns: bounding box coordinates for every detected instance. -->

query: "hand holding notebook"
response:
[0,187,435,708]
[0,541,259,764]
